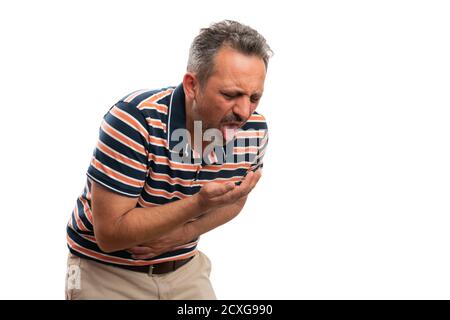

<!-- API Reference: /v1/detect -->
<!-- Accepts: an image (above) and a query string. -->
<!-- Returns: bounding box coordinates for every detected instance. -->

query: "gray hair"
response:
[187,20,273,86]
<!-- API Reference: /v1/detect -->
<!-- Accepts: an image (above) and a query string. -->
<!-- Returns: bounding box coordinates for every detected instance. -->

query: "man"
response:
[65,20,272,300]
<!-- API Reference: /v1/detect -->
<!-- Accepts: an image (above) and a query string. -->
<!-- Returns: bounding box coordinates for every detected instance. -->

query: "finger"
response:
[231,170,261,199]
[133,246,174,260]
[248,169,262,189]
[245,169,262,188]
[132,253,155,260]
[128,246,153,255]
[242,170,256,187]
[219,183,249,203]
[234,171,255,193]
[202,181,235,198]
[205,171,258,205]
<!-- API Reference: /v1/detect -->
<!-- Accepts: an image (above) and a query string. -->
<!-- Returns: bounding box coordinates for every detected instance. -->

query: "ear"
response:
[182,72,199,100]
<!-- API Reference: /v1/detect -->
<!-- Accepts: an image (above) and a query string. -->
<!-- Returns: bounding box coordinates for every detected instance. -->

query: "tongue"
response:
[223,125,238,142]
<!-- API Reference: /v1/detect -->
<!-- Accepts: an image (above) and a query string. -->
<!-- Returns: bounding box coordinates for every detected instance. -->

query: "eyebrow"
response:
[221,88,263,96]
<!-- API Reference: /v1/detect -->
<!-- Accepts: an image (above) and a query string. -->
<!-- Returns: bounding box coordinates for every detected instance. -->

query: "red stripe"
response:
[96,140,147,172]
[67,235,197,266]
[91,158,144,188]
[101,121,147,156]
[148,153,198,171]
[110,107,149,143]
[78,196,93,224]
[143,185,188,200]
[147,118,166,131]
[73,205,89,232]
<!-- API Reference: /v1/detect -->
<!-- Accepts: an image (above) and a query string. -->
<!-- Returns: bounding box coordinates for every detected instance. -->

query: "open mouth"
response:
[221,123,241,142]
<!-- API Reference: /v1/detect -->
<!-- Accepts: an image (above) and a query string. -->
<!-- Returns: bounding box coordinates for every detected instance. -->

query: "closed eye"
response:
[250,95,261,103]
[221,91,262,103]
[221,92,238,100]
[222,92,234,99]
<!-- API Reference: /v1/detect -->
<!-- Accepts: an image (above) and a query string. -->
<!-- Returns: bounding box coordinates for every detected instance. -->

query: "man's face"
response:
[191,46,266,142]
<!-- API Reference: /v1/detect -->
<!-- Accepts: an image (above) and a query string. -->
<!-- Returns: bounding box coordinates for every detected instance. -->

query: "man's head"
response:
[183,20,273,142]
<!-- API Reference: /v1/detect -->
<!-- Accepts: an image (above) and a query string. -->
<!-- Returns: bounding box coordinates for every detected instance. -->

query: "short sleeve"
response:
[87,101,149,197]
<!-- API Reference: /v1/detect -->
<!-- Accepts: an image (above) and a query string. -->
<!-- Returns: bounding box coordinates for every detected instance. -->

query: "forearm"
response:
[96,170,260,253]
[99,194,205,252]
[186,196,247,240]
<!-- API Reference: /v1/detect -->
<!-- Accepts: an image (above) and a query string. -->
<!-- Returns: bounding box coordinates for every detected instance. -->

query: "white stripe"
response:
[143,185,186,200]
[97,141,147,173]
[111,107,149,144]
[136,89,173,110]
[124,89,149,103]
[87,173,141,197]
[91,159,144,187]
[101,122,147,157]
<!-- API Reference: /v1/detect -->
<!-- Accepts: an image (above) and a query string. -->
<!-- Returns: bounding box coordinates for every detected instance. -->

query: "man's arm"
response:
[188,196,247,238]
[92,169,261,253]
[92,182,207,253]
[128,196,247,259]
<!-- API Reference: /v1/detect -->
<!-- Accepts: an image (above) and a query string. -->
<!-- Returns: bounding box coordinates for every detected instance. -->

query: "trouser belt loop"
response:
[148,264,155,276]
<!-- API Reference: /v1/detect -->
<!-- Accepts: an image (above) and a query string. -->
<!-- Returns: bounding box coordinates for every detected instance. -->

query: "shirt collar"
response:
[168,84,187,151]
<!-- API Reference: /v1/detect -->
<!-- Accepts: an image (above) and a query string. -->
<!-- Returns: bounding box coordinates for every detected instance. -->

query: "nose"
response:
[232,96,253,122]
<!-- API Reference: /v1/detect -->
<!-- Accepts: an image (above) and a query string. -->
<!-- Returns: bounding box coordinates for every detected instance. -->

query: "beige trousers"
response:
[65,251,216,300]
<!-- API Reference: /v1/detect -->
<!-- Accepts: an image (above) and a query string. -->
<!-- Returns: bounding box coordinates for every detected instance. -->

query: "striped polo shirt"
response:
[67,84,268,266]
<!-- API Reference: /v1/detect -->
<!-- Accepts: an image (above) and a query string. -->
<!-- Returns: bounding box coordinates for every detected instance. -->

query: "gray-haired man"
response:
[65,20,272,300]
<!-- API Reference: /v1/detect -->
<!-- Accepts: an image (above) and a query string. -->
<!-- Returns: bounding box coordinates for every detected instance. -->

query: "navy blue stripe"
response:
[242,122,268,131]
[68,245,198,267]
[147,177,192,194]
[103,109,149,150]
[68,226,129,258]
[99,128,148,165]
[68,225,197,262]
[86,170,142,197]
[149,163,197,179]
[148,144,169,157]
[140,192,184,205]
[147,126,166,139]
[150,245,198,260]
[198,168,248,180]
[76,198,93,231]
[69,221,95,236]
[154,91,173,106]
[71,212,78,231]
[143,110,169,129]
[115,101,149,127]
[94,148,146,180]
[76,229,95,236]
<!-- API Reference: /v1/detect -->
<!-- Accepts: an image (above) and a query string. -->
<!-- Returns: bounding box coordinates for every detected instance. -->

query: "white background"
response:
[0,0,449,299]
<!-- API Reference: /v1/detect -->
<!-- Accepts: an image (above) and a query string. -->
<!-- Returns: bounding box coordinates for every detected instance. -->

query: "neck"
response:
[184,94,203,152]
